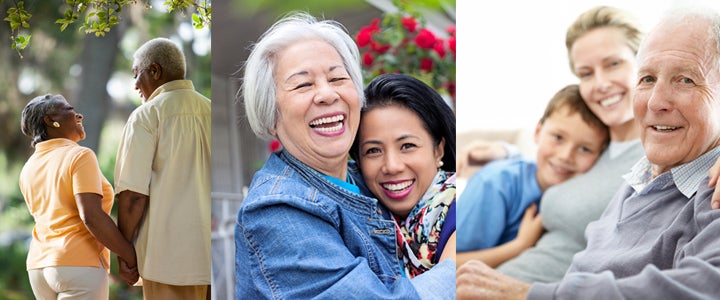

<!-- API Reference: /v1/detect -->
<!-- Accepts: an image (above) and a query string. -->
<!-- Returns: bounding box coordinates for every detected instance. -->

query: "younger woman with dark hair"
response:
[351,73,456,278]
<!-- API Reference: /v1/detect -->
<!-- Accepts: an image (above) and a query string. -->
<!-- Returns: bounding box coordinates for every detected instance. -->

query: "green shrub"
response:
[0,240,33,299]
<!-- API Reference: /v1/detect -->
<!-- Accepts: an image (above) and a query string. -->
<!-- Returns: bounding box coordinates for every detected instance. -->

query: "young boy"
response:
[456,84,609,267]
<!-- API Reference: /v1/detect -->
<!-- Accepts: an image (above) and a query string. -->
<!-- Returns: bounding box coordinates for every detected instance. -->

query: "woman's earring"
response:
[438,161,444,167]
[52,121,60,128]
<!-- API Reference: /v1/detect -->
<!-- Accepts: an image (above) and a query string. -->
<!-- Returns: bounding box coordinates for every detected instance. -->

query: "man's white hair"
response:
[133,37,186,78]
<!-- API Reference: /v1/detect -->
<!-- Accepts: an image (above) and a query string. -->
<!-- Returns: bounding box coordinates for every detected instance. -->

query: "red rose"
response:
[356,29,373,47]
[362,52,374,67]
[370,41,390,54]
[356,18,381,47]
[446,82,456,98]
[446,25,456,37]
[448,36,456,54]
[401,16,417,32]
[420,57,433,71]
[414,28,436,49]
[433,38,446,58]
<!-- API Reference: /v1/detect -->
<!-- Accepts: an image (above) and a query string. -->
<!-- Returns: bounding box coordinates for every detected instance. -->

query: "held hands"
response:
[118,256,139,285]
[457,260,531,300]
[457,140,508,177]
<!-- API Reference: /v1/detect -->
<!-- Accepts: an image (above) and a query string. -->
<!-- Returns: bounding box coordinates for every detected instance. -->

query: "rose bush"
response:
[355,1,456,105]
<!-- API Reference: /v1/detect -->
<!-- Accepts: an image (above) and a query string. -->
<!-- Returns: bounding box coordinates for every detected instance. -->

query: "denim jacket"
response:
[235,150,455,299]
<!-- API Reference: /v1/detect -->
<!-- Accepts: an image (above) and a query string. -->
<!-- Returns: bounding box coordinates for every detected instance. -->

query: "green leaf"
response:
[384,28,404,47]
[14,34,30,50]
[5,0,213,54]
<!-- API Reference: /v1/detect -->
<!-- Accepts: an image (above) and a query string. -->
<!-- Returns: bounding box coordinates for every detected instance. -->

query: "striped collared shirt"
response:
[623,145,720,199]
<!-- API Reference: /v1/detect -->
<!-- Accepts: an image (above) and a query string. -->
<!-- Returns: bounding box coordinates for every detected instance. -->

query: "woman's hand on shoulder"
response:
[458,140,508,177]
[708,157,720,209]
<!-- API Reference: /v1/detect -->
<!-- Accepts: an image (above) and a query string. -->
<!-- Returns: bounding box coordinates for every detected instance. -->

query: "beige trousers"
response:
[28,266,108,300]
[142,279,210,300]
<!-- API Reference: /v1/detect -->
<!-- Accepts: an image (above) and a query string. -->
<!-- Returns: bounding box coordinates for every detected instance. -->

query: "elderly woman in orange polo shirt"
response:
[19,94,138,299]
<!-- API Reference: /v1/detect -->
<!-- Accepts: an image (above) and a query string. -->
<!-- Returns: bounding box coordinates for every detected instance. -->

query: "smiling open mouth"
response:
[600,95,622,107]
[309,115,344,133]
[652,125,680,132]
[382,180,414,192]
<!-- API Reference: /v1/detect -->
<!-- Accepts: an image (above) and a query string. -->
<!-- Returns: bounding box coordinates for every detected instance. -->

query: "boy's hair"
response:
[539,84,609,146]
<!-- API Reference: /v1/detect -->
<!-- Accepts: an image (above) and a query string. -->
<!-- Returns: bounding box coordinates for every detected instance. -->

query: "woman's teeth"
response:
[310,115,344,133]
[653,125,679,131]
[383,181,412,191]
[600,95,622,107]
[310,115,344,126]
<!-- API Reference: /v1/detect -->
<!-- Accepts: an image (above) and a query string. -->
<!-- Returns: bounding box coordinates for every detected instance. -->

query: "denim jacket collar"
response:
[278,150,387,218]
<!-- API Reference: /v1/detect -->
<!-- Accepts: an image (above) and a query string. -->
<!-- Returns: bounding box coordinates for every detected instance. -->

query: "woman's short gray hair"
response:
[133,37,186,79]
[241,12,364,140]
[21,94,64,148]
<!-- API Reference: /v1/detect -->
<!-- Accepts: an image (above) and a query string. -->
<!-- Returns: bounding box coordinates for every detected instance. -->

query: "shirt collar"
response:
[146,79,194,102]
[321,172,360,194]
[35,138,77,152]
[624,145,720,198]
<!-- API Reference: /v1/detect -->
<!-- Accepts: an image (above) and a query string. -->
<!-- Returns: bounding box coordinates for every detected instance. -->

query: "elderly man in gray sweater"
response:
[457,6,720,300]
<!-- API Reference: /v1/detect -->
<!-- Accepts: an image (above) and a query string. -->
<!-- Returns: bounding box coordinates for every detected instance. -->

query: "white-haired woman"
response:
[19,94,137,299]
[234,12,455,299]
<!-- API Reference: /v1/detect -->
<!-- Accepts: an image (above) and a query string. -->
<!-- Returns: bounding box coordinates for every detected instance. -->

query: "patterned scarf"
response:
[395,170,456,278]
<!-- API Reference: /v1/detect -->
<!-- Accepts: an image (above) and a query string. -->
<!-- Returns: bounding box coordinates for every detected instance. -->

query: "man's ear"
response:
[149,62,162,80]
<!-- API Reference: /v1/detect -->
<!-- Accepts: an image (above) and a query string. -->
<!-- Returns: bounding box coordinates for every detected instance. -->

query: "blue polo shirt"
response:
[457,158,542,251]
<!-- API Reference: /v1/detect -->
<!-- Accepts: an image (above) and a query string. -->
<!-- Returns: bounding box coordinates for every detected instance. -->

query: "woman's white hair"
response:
[133,37,186,79]
[240,12,364,141]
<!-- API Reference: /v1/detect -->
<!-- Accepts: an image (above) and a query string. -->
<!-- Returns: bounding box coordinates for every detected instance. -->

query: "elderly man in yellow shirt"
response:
[114,37,211,300]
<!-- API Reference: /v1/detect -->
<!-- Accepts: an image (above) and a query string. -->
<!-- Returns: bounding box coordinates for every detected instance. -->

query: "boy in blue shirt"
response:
[457,84,609,267]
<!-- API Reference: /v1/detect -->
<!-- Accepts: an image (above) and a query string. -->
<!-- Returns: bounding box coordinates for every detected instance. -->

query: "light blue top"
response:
[529,146,720,299]
[235,150,455,299]
[497,140,645,283]
[457,158,541,251]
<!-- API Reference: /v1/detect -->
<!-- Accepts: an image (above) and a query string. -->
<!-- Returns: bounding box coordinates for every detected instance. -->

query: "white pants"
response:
[28,266,108,300]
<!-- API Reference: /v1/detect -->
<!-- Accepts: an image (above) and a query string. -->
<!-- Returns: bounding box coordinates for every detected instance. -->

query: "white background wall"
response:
[455,0,687,135]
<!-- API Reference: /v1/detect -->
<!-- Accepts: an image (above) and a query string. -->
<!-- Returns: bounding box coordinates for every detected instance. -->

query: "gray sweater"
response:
[529,148,720,299]
[497,140,645,282]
